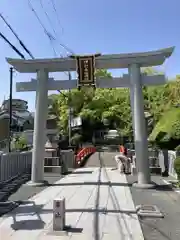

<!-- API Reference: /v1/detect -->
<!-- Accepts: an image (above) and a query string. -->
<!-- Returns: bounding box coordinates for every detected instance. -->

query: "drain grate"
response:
[140,205,156,211]
[136,204,164,218]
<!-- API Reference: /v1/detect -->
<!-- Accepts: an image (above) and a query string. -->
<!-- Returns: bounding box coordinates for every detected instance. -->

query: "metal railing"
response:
[0,151,32,182]
[0,146,177,184]
[0,149,77,183]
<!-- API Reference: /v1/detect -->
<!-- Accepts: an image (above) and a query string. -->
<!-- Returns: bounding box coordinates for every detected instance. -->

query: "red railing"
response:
[75,147,96,166]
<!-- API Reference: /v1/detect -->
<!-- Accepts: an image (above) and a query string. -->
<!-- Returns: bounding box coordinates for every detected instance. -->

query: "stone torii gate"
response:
[6,47,174,188]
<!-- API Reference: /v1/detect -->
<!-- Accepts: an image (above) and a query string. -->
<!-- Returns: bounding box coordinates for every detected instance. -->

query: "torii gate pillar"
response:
[31,69,48,184]
[129,64,151,187]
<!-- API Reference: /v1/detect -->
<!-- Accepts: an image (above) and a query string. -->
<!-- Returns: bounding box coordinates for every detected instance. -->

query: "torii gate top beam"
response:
[6,47,174,73]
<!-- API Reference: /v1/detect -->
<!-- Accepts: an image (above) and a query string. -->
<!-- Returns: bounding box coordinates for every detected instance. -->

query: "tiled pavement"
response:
[0,166,144,239]
[1,151,180,239]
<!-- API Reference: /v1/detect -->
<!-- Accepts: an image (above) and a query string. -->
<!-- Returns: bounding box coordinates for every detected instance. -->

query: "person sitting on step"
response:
[115,151,131,174]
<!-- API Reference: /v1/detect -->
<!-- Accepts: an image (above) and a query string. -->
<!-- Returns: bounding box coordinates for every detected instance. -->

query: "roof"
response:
[2,99,28,104]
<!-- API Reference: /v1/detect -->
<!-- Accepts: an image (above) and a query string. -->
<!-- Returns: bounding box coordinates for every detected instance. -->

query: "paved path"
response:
[0,166,144,239]
[127,175,180,240]
[85,151,118,168]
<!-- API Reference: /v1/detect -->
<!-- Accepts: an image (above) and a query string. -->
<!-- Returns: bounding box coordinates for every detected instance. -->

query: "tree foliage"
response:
[48,67,180,148]
[149,108,180,141]
[148,76,180,148]
[48,69,132,137]
[11,136,28,151]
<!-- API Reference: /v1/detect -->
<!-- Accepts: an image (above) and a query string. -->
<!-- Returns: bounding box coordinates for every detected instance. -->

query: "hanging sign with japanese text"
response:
[69,54,101,88]
[76,55,95,86]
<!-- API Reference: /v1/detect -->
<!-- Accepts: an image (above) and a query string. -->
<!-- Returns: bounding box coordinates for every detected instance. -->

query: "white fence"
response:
[131,149,177,179]
[0,148,178,183]
[0,149,75,183]
[0,151,32,182]
[158,150,177,179]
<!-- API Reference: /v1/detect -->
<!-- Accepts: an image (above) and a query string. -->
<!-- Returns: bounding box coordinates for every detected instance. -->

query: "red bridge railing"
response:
[75,147,96,167]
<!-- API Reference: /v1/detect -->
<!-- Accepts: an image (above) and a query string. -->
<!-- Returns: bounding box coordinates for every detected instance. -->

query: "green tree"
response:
[148,75,180,149]
[11,136,28,151]
[95,69,112,78]
[48,69,131,136]
[48,66,180,146]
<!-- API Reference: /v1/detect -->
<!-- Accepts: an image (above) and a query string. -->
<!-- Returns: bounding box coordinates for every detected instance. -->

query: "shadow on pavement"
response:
[11,219,45,230]
[66,208,137,215]
[46,181,132,187]
[6,150,135,238]
[70,170,94,174]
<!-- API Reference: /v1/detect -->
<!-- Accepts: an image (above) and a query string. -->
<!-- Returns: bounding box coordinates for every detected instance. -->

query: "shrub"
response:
[11,136,27,151]
[70,134,82,146]
[174,156,180,181]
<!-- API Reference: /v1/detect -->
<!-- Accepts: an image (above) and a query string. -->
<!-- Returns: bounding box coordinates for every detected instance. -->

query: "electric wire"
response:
[39,0,57,37]
[0,31,25,59]
[28,0,73,97]
[50,0,64,34]
[28,0,60,57]
[0,13,34,59]
[28,0,75,138]
[38,0,74,55]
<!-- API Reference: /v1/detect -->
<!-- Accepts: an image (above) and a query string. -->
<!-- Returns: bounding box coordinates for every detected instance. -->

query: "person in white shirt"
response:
[115,152,131,174]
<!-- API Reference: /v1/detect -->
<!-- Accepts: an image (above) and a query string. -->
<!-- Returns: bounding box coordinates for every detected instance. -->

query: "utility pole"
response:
[8,67,13,152]
[68,72,72,146]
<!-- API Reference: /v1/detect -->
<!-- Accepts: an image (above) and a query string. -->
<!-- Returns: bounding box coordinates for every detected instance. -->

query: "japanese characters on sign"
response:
[76,55,95,88]
[56,201,60,208]
[76,55,95,86]
[69,53,101,89]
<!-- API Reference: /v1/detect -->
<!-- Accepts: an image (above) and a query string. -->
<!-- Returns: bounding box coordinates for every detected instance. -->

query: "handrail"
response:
[75,146,96,166]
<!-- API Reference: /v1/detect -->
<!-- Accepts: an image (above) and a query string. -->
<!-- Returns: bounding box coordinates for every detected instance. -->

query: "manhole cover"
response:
[140,205,156,212]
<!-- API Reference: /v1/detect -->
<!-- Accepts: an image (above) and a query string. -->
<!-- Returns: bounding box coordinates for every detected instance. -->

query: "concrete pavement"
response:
[84,151,118,168]
[0,166,144,239]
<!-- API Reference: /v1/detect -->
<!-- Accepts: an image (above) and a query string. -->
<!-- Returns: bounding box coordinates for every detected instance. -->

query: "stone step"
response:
[132,166,162,175]
[44,166,62,174]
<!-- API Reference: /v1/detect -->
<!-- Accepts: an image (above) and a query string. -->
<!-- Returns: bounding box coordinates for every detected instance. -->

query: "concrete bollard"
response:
[53,198,66,231]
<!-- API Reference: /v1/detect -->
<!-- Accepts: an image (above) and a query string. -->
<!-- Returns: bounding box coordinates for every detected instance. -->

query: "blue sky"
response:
[0,0,179,111]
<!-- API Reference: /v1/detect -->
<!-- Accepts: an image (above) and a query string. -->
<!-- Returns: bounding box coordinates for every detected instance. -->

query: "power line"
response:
[29,0,74,141]
[39,0,62,38]
[28,0,59,56]
[29,0,74,55]
[0,13,34,59]
[50,0,64,34]
[28,0,53,37]
[39,0,65,56]
[48,0,75,55]
[28,0,73,78]
[28,0,74,105]
[0,31,25,59]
